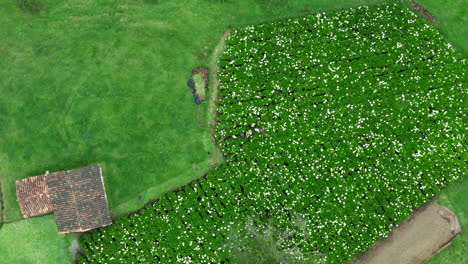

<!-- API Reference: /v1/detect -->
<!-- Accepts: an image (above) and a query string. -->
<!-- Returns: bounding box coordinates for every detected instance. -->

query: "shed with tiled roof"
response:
[15,165,112,233]
[16,174,54,218]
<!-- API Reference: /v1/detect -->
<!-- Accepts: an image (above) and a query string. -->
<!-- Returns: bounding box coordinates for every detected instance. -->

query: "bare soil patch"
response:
[349,198,461,264]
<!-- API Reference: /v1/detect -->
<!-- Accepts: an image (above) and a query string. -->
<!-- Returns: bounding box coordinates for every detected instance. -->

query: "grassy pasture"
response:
[0,0,223,221]
[0,215,76,264]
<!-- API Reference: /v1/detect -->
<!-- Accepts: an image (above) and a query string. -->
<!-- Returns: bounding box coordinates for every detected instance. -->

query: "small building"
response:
[15,174,54,218]
[16,165,112,233]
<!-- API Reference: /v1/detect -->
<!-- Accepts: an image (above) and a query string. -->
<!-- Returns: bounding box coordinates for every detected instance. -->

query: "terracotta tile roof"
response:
[15,165,112,233]
[46,165,112,233]
[16,174,54,218]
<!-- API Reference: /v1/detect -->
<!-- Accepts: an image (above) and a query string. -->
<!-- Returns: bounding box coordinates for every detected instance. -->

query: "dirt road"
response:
[349,198,461,264]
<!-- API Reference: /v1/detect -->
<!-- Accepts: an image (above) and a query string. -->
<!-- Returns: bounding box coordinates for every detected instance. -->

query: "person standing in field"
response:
[221,120,265,141]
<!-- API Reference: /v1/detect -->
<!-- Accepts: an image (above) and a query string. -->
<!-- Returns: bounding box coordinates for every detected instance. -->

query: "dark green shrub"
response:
[75,253,88,264]
[15,0,41,13]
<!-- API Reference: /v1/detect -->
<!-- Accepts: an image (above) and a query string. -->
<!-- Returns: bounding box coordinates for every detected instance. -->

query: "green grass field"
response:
[0,215,76,264]
[0,0,226,222]
[0,0,466,263]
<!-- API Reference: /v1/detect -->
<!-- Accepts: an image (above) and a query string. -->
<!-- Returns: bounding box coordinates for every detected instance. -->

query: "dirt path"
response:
[349,198,461,264]
[405,0,438,23]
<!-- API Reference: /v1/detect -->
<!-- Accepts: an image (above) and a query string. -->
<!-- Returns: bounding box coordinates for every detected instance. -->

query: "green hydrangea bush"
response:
[79,3,466,264]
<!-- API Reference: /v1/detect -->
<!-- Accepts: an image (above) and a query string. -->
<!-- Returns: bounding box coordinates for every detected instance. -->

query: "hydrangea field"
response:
[79,3,466,264]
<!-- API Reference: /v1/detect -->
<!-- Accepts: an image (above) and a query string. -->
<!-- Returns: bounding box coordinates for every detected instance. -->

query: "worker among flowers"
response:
[221,120,265,140]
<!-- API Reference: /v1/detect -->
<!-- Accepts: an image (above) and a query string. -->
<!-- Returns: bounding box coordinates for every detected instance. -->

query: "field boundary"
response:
[206,28,232,162]
[111,161,213,217]
[404,0,437,23]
